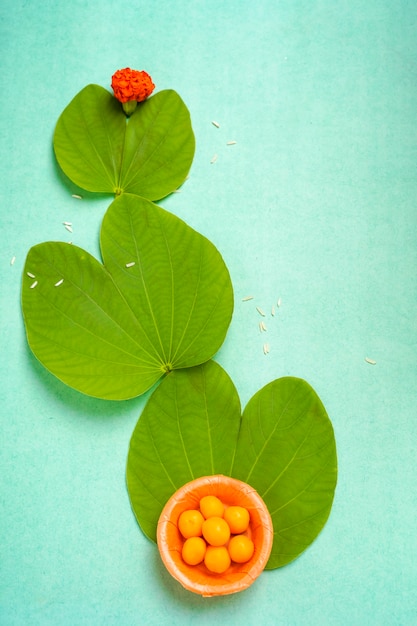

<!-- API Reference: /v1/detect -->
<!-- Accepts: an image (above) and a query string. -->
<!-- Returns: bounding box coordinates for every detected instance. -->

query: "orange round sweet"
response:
[228,534,255,563]
[204,546,231,574]
[182,537,207,565]
[177,509,204,538]
[199,495,225,519]
[224,505,250,534]
[202,516,230,546]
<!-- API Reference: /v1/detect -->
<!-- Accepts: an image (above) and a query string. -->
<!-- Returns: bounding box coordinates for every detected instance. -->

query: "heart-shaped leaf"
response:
[53,85,195,200]
[126,360,242,541]
[126,366,337,569]
[21,194,233,399]
[232,377,337,569]
[101,195,234,371]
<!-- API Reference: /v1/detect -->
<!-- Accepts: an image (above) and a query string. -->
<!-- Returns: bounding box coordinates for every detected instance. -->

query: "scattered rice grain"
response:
[55,279,64,287]
[211,121,220,128]
[10,256,16,266]
[271,306,275,316]
[261,321,267,332]
[65,224,73,233]
[365,357,376,365]
[210,154,218,164]
[226,140,237,145]
[30,280,38,289]
[256,306,266,317]
[27,272,35,278]
[277,297,282,307]
[71,194,82,199]
[125,262,136,268]
[263,343,270,355]
[242,295,254,301]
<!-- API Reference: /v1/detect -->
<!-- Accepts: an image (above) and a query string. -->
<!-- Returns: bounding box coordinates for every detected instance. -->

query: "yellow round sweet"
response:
[199,495,225,519]
[204,545,231,574]
[177,509,204,539]
[228,534,255,564]
[202,516,230,546]
[181,536,207,565]
[224,505,250,534]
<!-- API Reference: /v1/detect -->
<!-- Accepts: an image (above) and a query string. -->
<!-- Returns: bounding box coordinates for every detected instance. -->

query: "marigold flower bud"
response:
[111,68,155,116]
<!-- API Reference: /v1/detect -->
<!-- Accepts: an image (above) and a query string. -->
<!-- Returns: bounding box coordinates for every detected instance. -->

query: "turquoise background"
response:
[1,1,416,624]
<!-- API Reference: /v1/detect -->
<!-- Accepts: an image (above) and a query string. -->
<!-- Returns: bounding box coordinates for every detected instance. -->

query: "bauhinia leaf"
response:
[53,84,125,194]
[231,377,337,569]
[53,85,195,200]
[21,194,233,400]
[126,367,337,569]
[100,194,234,371]
[21,242,161,399]
[118,89,195,199]
[126,360,242,541]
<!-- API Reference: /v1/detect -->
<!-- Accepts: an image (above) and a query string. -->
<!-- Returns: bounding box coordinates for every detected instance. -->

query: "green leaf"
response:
[126,368,337,566]
[126,360,242,541]
[21,195,233,400]
[231,377,337,569]
[53,85,195,200]
[21,242,162,399]
[100,194,233,370]
[53,84,125,194]
[118,89,195,199]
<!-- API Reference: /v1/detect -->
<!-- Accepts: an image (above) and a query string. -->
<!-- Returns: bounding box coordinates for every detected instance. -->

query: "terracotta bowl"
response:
[157,474,273,597]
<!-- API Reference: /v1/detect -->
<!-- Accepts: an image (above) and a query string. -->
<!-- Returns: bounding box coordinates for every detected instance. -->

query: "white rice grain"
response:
[125,262,136,268]
[256,306,266,317]
[27,272,35,278]
[71,194,82,199]
[55,279,64,287]
[365,357,376,365]
[212,121,220,128]
[210,154,218,164]
[30,280,38,289]
[10,256,16,266]
[242,295,254,301]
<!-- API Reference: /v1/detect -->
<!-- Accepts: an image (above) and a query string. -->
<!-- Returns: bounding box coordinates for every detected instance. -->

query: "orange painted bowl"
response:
[156,474,273,597]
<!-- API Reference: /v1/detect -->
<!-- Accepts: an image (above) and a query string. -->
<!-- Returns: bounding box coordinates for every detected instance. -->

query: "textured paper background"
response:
[1,1,416,624]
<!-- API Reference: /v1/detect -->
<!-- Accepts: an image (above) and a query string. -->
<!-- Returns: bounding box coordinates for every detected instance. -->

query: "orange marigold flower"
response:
[111,68,155,104]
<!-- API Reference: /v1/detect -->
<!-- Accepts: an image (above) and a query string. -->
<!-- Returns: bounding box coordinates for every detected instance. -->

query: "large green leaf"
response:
[231,377,337,569]
[126,367,337,569]
[100,194,233,370]
[21,195,233,400]
[53,85,195,200]
[126,360,242,541]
